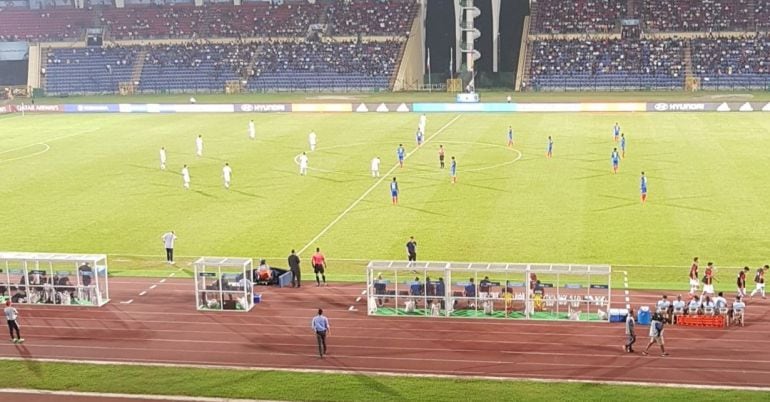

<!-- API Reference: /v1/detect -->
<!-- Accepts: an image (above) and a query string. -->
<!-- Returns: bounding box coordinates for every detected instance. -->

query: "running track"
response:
[2,278,769,389]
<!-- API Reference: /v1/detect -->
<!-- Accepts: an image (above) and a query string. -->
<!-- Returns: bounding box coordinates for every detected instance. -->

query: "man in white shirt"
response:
[159,147,167,170]
[161,231,177,264]
[371,156,381,177]
[182,165,190,189]
[299,152,309,176]
[4,300,23,343]
[731,296,746,325]
[713,292,727,310]
[418,114,427,133]
[642,313,668,357]
[195,135,203,157]
[222,162,233,189]
[624,307,636,353]
[308,131,317,151]
[687,295,701,314]
[248,120,255,140]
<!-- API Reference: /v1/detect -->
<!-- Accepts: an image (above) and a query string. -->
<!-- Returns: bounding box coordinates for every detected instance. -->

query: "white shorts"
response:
[756,283,766,289]
[650,335,664,345]
[703,284,715,294]
[689,278,699,287]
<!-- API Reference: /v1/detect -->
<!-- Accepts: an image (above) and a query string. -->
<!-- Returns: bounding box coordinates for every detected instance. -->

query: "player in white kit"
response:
[248,120,255,140]
[299,152,309,175]
[196,135,203,157]
[308,131,317,151]
[419,114,427,134]
[182,165,190,189]
[159,147,167,170]
[371,156,381,177]
[222,162,232,189]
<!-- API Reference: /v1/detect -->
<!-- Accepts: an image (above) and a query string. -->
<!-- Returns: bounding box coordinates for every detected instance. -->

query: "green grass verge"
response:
[2,360,766,402]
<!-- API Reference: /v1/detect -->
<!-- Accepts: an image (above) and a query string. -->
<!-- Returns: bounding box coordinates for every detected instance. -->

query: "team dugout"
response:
[0,252,109,306]
[366,261,612,322]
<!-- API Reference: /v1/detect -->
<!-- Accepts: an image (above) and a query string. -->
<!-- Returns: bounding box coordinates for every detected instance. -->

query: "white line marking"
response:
[0,143,50,163]
[626,304,631,309]
[348,306,357,311]
[361,289,367,295]
[355,297,362,302]
[139,291,147,296]
[169,273,176,277]
[160,279,167,283]
[150,284,157,289]
[625,297,630,302]
[624,290,629,295]
[119,300,133,304]
[297,114,462,255]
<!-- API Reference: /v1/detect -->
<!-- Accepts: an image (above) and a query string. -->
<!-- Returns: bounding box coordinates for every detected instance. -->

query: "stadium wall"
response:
[393,11,425,91]
[3,101,770,115]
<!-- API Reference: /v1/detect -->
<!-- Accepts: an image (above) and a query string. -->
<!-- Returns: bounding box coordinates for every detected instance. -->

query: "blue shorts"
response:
[398,156,404,161]
[612,161,619,166]
[641,188,647,194]
[391,191,398,197]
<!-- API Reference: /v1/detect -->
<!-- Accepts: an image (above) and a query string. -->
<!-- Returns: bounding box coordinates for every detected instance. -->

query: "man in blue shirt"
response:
[620,133,626,158]
[640,171,648,204]
[311,308,330,357]
[613,122,621,143]
[397,144,406,168]
[450,156,457,184]
[546,136,553,158]
[611,148,620,174]
[390,177,399,205]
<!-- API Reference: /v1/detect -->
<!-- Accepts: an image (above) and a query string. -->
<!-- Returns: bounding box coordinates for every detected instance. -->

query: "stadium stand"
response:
[640,0,754,32]
[691,35,770,89]
[527,38,686,90]
[42,39,401,95]
[326,0,417,36]
[530,0,628,34]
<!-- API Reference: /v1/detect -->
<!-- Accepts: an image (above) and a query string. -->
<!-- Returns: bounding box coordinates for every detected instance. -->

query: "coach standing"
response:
[162,230,177,264]
[4,300,23,343]
[311,308,330,357]
[288,249,301,288]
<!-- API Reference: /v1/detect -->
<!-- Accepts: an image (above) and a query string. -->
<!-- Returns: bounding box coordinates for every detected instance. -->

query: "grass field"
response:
[2,360,767,402]
[2,109,770,292]
[3,93,770,400]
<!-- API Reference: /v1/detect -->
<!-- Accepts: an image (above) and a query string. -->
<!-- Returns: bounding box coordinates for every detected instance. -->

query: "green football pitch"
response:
[1,109,769,290]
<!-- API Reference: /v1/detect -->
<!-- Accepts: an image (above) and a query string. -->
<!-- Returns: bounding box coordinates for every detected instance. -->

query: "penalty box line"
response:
[297,114,463,256]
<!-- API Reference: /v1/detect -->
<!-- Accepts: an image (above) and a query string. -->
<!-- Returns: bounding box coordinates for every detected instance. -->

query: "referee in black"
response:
[288,249,301,288]
[406,236,417,262]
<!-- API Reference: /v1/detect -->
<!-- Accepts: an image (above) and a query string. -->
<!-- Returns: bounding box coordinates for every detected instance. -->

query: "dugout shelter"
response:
[0,252,109,306]
[366,261,611,322]
[194,257,254,312]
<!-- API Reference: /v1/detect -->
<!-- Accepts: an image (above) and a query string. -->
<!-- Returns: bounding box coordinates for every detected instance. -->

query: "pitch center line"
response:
[297,114,462,255]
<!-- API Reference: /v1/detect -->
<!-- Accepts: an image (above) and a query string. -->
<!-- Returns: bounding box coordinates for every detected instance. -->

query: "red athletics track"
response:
[1,277,769,389]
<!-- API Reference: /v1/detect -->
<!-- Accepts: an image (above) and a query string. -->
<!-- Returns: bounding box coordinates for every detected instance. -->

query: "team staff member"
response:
[4,300,23,344]
[288,250,301,288]
[624,308,636,353]
[406,236,417,263]
[702,262,717,297]
[311,308,330,357]
[312,247,327,287]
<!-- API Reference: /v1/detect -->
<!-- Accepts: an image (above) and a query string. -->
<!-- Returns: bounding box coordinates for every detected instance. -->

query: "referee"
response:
[311,308,330,357]
[406,236,417,262]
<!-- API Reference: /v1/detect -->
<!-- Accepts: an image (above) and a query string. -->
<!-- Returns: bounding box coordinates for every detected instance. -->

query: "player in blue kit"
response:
[416,129,423,146]
[613,122,621,142]
[507,126,514,147]
[450,156,457,184]
[620,133,626,158]
[397,144,405,168]
[611,148,620,174]
[640,171,648,204]
[390,177,399,205]
[546,136,553,158]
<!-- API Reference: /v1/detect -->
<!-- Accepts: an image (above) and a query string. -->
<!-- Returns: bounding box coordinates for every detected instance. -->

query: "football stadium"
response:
[1,0,770,401]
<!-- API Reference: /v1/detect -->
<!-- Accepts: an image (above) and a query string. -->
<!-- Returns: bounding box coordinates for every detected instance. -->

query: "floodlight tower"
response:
[459,0,481,89]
